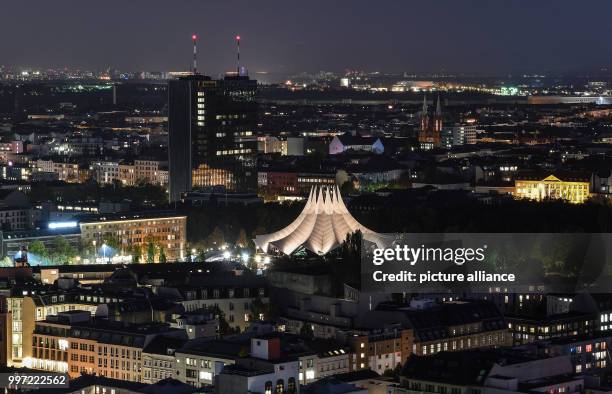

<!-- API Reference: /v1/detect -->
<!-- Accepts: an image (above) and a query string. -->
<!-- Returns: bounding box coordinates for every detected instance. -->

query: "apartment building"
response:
[91,161,121,184]
[506,311,597,346]
[34,159,89,183]
[156,275,268,332]
[91,159,167,186]
[141,335,187,384]
[0,189,33,230]
[4,288,124,368]
[174,338,244,387]
[393,350,579,394]
[31,311,185,381]
[403,301,511,356]
[342,326,413,374]
[134,159,168,186]
[78,211,187,262]
[539,334,610,374]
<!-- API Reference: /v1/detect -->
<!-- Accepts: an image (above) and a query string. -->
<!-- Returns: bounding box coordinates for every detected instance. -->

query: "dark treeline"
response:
[30,181,168,209]
[353,197,612,234]
[181,201,304,249]
[183,196,612,250]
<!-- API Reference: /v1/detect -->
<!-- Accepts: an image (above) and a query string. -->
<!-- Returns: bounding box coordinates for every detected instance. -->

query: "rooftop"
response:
[142,335,189,356]
[400,349,542,386]
[78,210,186,224]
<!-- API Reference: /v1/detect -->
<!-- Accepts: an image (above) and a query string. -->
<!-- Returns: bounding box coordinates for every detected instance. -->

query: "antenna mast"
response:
[235,35,241,75]
[192,34,198,74]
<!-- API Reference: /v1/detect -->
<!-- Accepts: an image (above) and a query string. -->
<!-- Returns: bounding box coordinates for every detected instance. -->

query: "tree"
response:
[208,305,232,337]
[158,246,167,263]
[236,228,248,248]
[0,256,13,267]
[196,249,207,262]
[299,323,314,339]
[207,226,225,248]
[130,244,142,263]
[383,363,402,379]
[340,230,362,263]
[143,234,158,263]
[50,236,77,264]
[102,234,121,254]
[249,297,270,322]
[28,240,48,262]
[340,180,356,195]
[147,241,156,263]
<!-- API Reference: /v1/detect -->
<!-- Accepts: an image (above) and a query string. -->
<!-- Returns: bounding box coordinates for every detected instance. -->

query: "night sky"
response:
[2,0,611,76]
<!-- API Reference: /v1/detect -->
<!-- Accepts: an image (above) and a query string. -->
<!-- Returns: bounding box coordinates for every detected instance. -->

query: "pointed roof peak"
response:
[435,95,442,115]
[253,184,382,255]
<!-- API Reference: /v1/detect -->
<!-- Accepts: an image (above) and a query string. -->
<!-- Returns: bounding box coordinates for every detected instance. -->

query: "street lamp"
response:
[102,242,107,263]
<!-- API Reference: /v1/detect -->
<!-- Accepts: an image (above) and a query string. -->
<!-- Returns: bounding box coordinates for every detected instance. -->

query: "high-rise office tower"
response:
[168,73,258,202]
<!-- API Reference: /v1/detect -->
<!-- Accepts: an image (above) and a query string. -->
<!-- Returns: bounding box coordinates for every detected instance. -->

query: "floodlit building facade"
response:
[514,174,591,204]
[79,211,187,262]
[30,311,183,381]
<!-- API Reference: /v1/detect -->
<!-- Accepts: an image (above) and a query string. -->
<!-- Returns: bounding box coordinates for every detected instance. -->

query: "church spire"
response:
[420,94,429,132]
[434,95,443,132]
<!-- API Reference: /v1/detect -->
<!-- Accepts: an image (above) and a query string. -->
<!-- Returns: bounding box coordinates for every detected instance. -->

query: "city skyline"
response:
[2,2,612,393]
[1,0,612,75]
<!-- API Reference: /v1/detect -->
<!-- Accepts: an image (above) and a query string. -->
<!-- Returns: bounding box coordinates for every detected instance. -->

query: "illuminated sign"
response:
[48,221,78,230]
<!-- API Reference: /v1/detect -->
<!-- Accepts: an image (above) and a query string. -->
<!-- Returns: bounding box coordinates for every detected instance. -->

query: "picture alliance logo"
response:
[372,244,488,266]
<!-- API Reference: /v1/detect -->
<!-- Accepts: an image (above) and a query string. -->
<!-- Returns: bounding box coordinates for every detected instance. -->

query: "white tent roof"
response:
[254,185,384,255]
